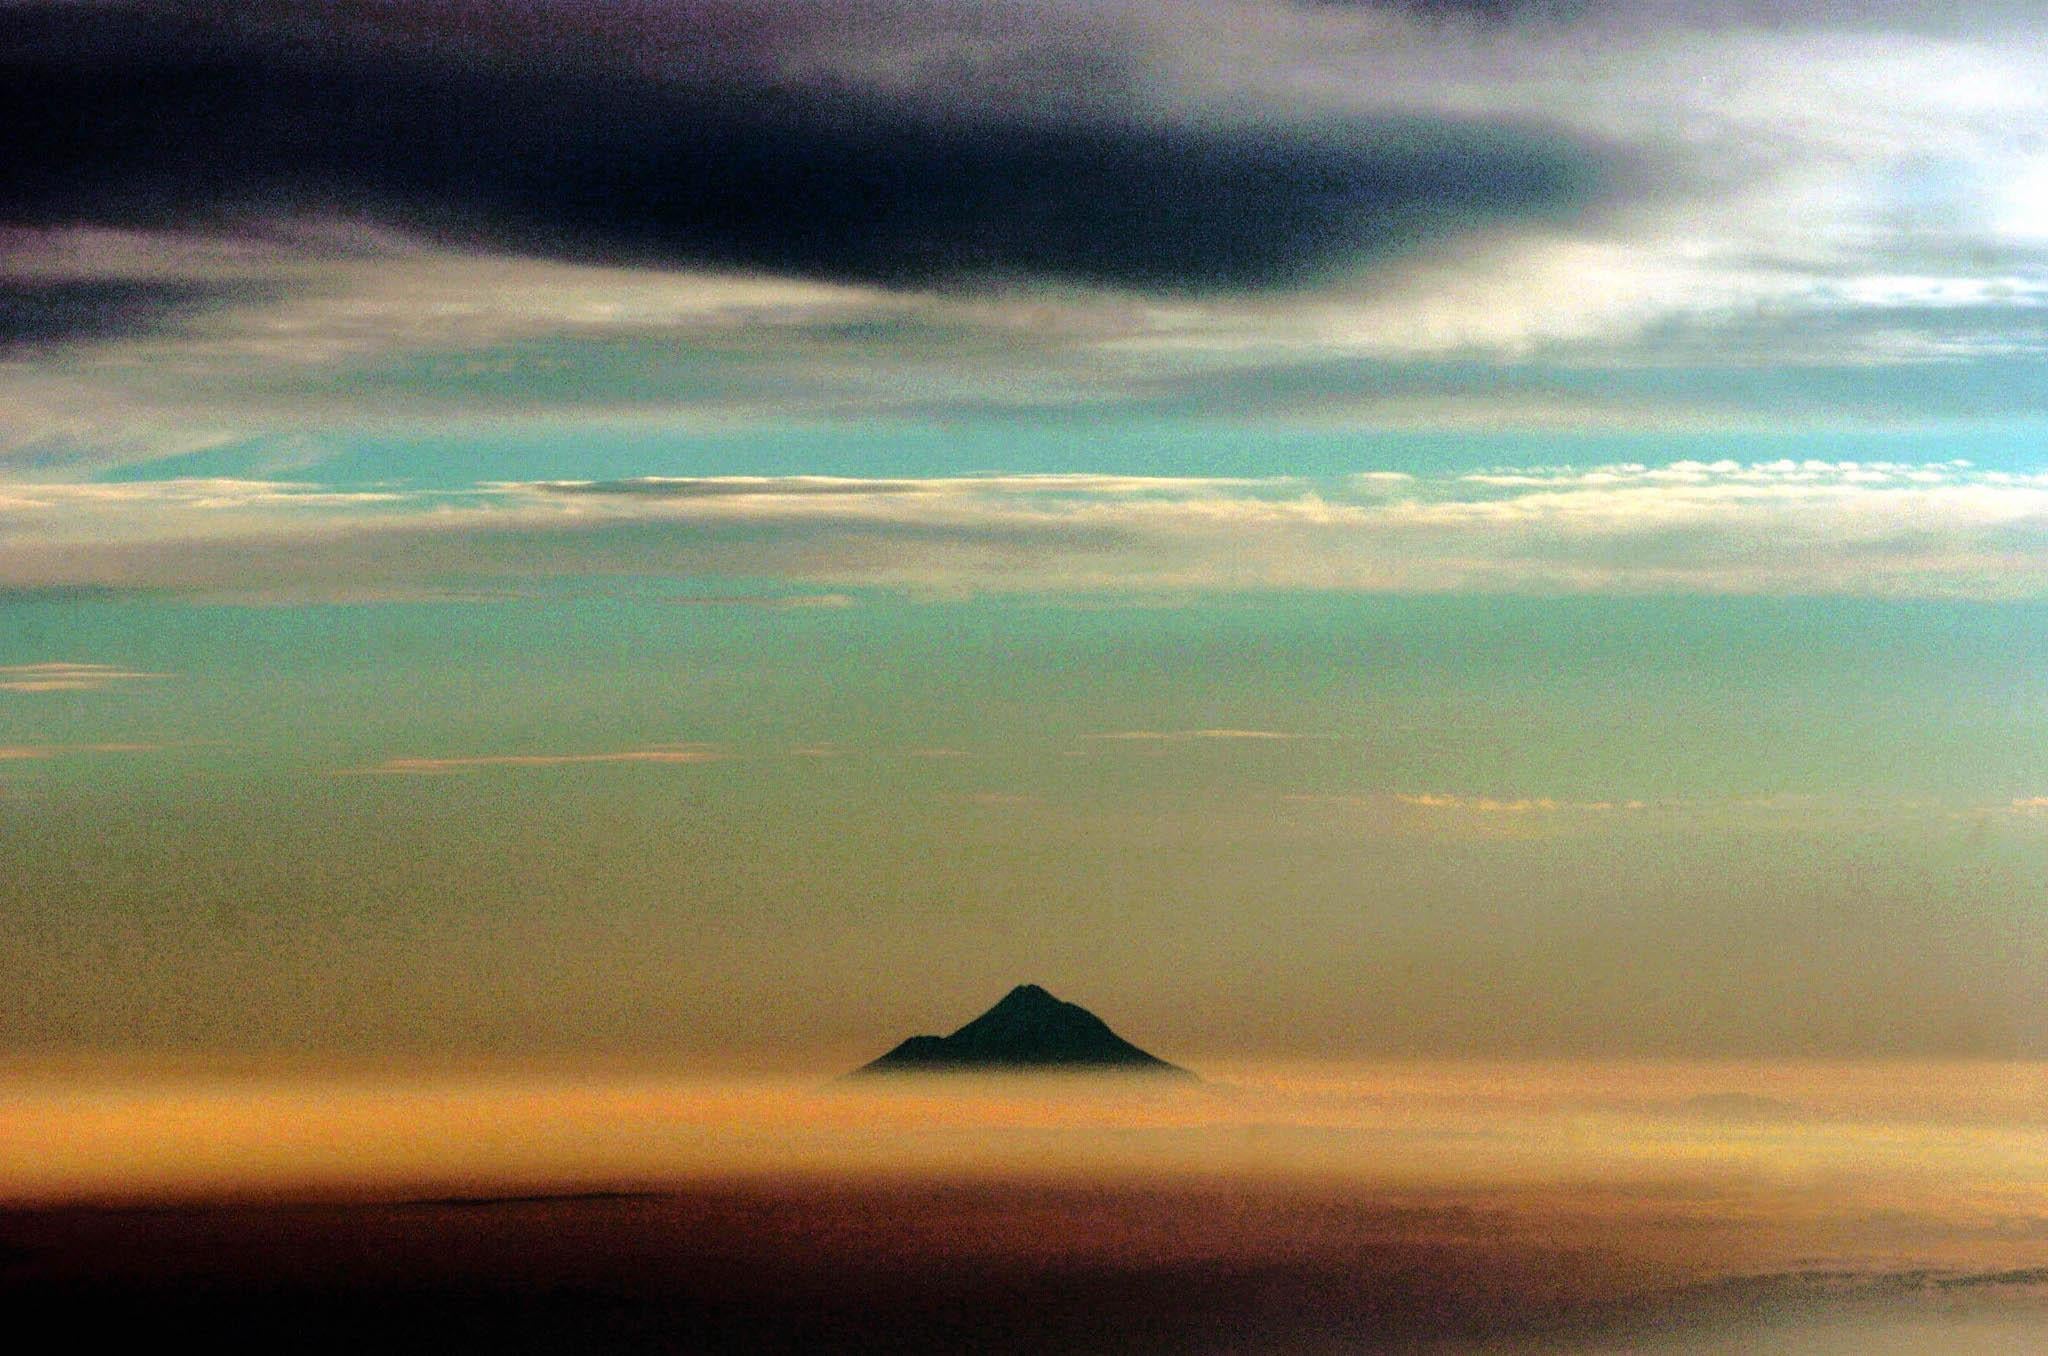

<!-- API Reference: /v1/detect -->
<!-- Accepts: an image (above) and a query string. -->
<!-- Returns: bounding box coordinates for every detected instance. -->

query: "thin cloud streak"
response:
[0,742,171,760]
[0,662,175,693]
[1092,729,1309,741]
[1392,792,1643,813]
[1288,791,2039,837]
[345,747,728,775]
[663,593,857,609]
[1282,791,1648,838]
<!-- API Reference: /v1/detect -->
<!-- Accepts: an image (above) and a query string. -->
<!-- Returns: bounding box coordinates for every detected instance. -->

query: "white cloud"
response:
[4,460,2048,600]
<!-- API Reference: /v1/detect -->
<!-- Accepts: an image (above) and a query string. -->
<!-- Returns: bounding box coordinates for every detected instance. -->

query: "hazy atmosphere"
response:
[5,2,2048,1351]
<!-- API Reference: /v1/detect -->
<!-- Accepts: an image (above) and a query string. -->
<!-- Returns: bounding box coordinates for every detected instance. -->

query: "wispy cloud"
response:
[345,746,727,775]
[542,478,933,500]
[0,742,170,760]
[1290,789,2035,838]
[965,791,1043,808]
[664,592,857,609]
[0,662,174,693]
[1281,790,1649,839]
[1389,793,1646,814]
[6,460,2048,600]
[1091,729,1308,742]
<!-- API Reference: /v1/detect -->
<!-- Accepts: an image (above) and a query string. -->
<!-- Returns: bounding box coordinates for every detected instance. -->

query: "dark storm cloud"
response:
[0,278,272,351]
[0,1,1613,299]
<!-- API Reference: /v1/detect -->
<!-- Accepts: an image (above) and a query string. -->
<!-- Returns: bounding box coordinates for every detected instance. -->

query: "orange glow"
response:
[4,1058,2043,1275]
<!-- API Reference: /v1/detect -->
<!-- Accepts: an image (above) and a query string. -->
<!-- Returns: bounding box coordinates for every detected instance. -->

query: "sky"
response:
[3,0,2048,1069]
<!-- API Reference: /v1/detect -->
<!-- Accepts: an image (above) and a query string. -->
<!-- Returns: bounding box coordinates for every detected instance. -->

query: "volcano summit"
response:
[854,985,1192,1078]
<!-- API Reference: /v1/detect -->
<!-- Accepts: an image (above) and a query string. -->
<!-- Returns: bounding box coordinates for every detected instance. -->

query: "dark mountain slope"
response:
[855,985,1192,1078]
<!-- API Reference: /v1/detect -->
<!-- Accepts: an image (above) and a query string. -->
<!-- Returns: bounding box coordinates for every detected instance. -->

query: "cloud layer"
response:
[4,1,2048,465]
[4,460,2046,599]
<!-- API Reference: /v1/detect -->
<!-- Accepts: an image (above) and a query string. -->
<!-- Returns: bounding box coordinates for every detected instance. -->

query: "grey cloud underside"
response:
[1315,0,1589,20]
[114,328,2048,431]
[0,277,279,350]
[0,4,1611,300]
[1317,0,2046,33]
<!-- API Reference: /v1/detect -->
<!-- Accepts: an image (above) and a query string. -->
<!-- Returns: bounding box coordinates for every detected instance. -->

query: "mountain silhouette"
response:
[853,984,1193,1078]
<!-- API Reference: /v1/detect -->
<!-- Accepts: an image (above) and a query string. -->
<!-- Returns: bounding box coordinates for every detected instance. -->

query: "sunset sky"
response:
[4,0,2047,1070]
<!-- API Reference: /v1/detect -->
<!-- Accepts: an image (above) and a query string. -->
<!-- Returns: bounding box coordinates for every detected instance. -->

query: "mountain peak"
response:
[852,985,1192,1079]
